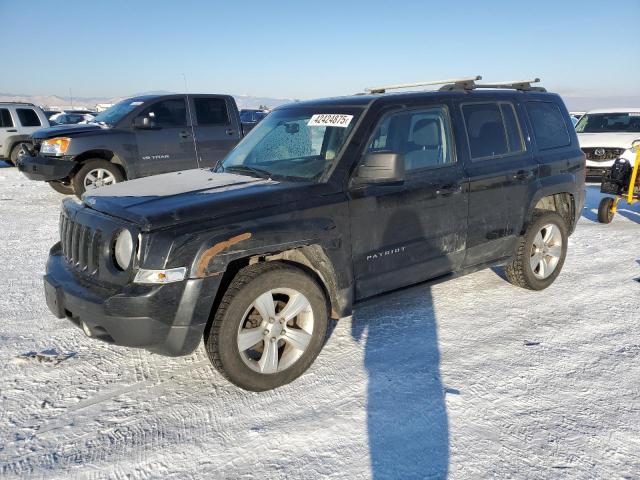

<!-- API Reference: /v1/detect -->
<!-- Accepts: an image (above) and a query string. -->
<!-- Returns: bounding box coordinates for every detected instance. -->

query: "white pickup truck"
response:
[575,108,640,176]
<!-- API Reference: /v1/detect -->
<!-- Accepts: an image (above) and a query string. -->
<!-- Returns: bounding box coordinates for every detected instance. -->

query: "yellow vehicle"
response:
[598,140,640,223]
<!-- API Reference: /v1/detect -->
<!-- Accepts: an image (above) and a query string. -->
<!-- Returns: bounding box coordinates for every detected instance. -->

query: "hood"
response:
[577,132,640,149]
[32,123,105,139]
[82,169,317,231]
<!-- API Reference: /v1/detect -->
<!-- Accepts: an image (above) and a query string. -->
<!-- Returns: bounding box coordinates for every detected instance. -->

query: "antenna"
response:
[183,73,201,168]
[366,76,482,94]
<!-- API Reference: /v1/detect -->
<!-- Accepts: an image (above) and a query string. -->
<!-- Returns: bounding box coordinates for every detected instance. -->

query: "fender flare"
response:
[524,174,579,231]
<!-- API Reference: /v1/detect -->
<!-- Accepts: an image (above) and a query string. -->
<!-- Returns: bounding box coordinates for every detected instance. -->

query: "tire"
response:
[47,181,74,195]
[71,159,124,198]
[9,142,27,166]
[505,211,568,291]
[597,197,615,224]
[205,262,329,391]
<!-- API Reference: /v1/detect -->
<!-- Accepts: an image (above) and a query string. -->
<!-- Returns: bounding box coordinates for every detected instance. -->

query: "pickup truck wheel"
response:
[205,262,328,391]
[72,159,124,197]
[505,211,568,290]
[9,143,28,165]
[47,181,74,195]
[597,197,615,224]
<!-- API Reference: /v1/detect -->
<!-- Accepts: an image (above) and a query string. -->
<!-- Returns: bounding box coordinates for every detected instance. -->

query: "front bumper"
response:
[17,154,75,181]
[44,243,221,356]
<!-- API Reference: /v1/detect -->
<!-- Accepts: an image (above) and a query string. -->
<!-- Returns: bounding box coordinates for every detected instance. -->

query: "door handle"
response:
[436,184,462,196]
[513,170,534,180]
[7,129,17,132]
[179,131,191,139]
[225,128,235,136]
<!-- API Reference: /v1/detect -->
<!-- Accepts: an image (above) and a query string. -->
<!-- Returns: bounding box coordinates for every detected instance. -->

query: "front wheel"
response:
[505,211,568,290]
[9,142,28,165]
[71,159,124,198]
[205,262,329,391]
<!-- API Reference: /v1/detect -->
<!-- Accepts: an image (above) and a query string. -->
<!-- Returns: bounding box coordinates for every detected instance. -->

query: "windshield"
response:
[219,108,361,182]
[92,99,145,126]
[575,112,640,133]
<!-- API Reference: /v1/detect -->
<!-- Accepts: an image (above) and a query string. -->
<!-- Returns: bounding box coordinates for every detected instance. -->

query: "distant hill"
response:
[0,91,295,110]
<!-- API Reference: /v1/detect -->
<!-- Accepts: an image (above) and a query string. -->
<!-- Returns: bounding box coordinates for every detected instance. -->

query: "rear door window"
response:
[461,102,525,160]
[194,97,229,125]
[0,109,13,128]
[500,103,525,153]
[526,102,571,150]
[16,108,42,127]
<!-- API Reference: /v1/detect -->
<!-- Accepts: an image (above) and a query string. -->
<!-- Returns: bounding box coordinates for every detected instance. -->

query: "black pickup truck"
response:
[41,78,585,391]
[18,94,246,196]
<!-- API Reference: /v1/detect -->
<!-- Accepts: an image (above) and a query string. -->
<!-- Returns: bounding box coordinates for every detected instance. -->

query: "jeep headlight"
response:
[40,137,71,156]
[113,229,134,270]
[631,139,640,151]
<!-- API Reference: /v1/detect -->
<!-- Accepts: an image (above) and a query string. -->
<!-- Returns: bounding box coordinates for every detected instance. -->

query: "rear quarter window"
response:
[16,108,42,127]
[526,102,571,150]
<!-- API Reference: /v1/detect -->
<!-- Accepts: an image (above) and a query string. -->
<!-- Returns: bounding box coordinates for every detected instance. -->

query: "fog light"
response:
[134,267,187,284]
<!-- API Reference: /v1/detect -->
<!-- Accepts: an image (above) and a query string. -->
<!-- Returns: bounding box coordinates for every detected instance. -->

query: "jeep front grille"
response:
[59,214,101,275]
[582,147,625,161]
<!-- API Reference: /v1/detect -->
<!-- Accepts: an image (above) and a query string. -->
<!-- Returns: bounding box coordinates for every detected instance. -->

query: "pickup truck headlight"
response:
[134,267,187,284]
[113,229,134,270]
[40,137,71,156]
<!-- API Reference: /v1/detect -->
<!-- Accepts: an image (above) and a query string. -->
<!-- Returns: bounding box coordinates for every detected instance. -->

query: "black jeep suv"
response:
[42,78,585,391]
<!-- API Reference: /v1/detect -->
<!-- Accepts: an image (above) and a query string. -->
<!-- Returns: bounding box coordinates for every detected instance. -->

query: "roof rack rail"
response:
[473,78,546,92]
[366,76,482,94]
[0,101,37,106]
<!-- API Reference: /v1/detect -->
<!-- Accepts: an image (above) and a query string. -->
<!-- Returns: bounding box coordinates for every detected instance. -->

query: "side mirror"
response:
[352,151,405,187]
[133,116,157,130]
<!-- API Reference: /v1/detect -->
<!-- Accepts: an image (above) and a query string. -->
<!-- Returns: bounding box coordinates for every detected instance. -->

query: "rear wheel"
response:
[505,211,568,290]
[71,159,124,198]
[597,197,616,224]
[47,181,74,195]
[204,262,329,391]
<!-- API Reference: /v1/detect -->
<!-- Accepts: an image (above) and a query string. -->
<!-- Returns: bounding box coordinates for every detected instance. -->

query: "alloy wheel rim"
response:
[530,223,562,279]
[237,288,314,374]
[84,168,116,189]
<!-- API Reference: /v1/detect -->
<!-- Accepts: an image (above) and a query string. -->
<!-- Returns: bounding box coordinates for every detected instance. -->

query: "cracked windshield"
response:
[220,109,361,181]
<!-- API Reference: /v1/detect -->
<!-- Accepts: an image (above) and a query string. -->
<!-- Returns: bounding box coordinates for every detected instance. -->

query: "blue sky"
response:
[2,0,639,106]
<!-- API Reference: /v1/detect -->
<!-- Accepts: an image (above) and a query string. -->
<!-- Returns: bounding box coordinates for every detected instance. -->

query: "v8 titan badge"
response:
[308,114,353,128]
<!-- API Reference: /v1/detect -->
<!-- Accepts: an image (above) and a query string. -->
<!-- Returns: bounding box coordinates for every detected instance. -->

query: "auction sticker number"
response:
[308,114,353,128]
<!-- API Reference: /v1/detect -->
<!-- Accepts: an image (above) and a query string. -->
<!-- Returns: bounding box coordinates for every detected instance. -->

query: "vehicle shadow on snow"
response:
[351,209,449,479]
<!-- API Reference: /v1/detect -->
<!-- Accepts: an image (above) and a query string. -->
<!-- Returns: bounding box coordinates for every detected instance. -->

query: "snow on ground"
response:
[0,165,638,479]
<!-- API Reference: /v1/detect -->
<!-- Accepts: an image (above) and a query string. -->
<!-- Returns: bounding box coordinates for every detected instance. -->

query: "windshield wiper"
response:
[224,165,273,179]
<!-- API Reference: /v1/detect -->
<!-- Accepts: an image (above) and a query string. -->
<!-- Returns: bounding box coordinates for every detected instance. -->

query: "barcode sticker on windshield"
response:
[308,114,353,128]
[130,101,144,106]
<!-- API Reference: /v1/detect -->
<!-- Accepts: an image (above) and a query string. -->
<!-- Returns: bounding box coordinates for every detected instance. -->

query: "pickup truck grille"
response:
[59,214,101,275]
[582,147,625,161]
